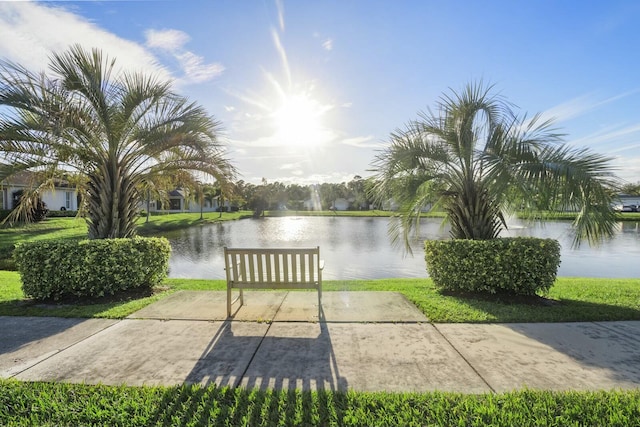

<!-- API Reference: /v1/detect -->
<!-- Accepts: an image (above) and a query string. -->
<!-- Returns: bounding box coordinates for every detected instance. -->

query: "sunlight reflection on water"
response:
[165,216,640,280]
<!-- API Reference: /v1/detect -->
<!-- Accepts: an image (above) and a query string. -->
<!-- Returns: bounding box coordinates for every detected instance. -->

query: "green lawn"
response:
[0,218,88,268]
[2,271,639,322]
[135,210,253,234]
[1,380,638,427]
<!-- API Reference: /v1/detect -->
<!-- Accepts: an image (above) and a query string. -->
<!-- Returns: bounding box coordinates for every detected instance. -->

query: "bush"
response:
[14,237,171,300]
[425,237,561,296]
[47,210,80,218]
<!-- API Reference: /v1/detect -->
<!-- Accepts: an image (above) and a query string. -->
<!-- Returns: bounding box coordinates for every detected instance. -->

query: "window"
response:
[169,198,181,210]
[65,192,72,209]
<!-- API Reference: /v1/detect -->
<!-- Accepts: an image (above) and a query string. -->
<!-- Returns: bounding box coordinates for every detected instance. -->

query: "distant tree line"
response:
[620,182,640,196]
[226,176,377,216]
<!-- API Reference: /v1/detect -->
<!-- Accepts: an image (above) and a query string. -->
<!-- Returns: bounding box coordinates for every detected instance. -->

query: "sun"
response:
[273,93,327,147]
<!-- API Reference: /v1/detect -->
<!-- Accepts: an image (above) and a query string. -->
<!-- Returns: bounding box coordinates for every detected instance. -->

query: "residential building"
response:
[1,172,79,211]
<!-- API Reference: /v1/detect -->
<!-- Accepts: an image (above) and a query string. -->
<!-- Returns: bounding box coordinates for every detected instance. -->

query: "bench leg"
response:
[227,284,232,317]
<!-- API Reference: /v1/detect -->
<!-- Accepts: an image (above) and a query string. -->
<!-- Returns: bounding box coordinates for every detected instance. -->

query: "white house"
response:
[145,188,230,213]
[1,172,79,211]
[331,198,351,211]
[612,194,640,212]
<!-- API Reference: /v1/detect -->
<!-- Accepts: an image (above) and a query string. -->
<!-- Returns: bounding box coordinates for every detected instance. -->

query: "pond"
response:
[165,216,640,280]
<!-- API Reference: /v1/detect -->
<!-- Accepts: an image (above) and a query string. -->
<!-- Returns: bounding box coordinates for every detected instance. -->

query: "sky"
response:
[1,0,640,185]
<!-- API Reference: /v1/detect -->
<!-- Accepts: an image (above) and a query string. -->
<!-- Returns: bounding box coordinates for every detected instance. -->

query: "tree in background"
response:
[621,182,640,196]
[371,81,619,249]
[0,45,235,238]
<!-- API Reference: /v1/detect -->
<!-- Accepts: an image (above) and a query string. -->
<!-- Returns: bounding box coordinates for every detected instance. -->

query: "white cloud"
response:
[144,28,190,52]
[145,28,224,85]
[540,90,639,125]
[176,51,225,84]
[0,2,172,81]
[340,135,383,148]
[275,0,285,32]
[322,38,333,51]
[570,123,640,149]
[0,2,223,87]
[612,155,640,183]
[280,163,300,170]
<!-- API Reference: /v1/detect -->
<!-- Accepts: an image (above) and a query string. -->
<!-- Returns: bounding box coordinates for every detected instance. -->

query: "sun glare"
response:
[273,94,327,147]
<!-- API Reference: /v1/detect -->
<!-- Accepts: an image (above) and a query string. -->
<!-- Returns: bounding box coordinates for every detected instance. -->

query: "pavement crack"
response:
[11,319,121,379]
[431,324,496,393]
[234,292,288,388]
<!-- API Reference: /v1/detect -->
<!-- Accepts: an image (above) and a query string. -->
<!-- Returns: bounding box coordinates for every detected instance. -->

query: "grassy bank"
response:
[0,218,87,269]
[135,210,253,234]
[2,272,639,323]
[1,380,638,427]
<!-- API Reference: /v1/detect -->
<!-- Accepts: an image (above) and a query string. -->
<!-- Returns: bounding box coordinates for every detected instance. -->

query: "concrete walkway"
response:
[2,291,640,393]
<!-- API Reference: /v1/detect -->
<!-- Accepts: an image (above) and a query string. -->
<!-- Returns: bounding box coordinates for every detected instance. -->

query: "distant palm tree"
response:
[0,45,235,238]
[371,81,619,250]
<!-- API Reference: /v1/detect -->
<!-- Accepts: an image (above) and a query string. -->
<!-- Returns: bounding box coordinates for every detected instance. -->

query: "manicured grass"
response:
[0,218,88,268]
[2,271,640,322]
[0,380,638,427]
[135,210,253,234]
[324,277,640,323]
[0,269,169,318]
[517,211,640,221]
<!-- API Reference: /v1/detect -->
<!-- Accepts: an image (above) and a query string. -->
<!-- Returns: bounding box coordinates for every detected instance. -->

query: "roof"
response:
[1,170,75,189]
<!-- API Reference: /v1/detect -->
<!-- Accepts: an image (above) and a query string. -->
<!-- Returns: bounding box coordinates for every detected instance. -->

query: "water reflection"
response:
[165,217,640,280]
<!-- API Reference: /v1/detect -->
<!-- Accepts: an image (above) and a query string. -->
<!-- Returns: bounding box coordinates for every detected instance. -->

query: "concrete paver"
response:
[3,293,640,392]
[128,290,287,321]
[17,319,269,387]
[275,291,428,323]
[0,316,117,378]
[326,323,489,393]
[436,322,640,392]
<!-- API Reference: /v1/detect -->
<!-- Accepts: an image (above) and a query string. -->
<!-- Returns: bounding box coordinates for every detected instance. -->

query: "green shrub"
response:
[14,237,171,300]
[47,210,80,218]
[425,237,561,296]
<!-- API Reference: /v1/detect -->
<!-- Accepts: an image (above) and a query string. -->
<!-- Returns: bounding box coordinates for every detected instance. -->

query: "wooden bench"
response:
[224,247,324,316]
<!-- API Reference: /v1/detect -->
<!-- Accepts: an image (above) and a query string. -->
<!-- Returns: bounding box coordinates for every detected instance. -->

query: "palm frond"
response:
[370,80,620,248]
[0,45,236,237]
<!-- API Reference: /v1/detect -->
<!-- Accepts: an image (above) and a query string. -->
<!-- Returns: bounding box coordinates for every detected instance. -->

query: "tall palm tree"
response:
[0,45,235,238]
[371,81,619,250]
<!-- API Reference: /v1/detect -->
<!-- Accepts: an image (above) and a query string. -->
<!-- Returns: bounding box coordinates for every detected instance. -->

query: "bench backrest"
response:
[224,247,322,286]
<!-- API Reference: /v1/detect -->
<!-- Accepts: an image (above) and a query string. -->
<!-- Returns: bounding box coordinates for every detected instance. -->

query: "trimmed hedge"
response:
[425,237,561,296]
[47,210,80,218]
[14,237,171,300]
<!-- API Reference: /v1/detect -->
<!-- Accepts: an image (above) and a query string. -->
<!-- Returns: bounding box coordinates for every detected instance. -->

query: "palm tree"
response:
[371,81,619,250]
[0,45,235,238]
